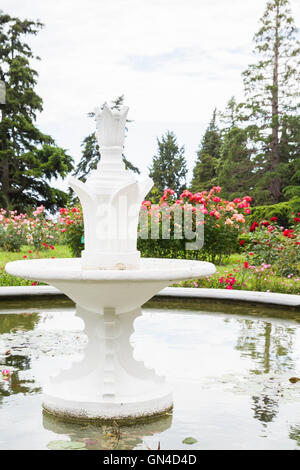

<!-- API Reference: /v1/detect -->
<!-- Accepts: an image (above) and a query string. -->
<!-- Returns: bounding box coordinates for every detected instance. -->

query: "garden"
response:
[1,186,299,295]
[1,0,300,453]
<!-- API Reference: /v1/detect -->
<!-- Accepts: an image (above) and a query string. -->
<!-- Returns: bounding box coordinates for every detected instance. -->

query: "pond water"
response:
[0,296,299,450]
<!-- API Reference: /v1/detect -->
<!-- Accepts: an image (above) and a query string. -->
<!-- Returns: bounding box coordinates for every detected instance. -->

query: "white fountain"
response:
[6,103,215,421]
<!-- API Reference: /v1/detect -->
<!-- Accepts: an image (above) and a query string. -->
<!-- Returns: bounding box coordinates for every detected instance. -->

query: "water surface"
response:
[0,297,299,450]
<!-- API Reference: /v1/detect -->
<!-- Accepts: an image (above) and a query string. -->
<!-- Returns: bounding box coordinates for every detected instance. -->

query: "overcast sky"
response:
[2,0,300,188]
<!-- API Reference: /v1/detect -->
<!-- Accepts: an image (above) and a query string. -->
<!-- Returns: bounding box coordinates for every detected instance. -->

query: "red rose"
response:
[283,229,295,238]
[249,222,259,232]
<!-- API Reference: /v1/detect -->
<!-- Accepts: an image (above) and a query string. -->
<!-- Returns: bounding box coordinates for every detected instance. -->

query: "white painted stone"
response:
[69,104,152,270]
[42,305,172,420]
[0,285,298,307]
[5,258,215,314]
[5,102,216,421]
[159,287,300,307]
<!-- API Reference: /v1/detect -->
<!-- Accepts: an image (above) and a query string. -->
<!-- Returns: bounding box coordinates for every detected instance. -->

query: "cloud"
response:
[1,0,300,187]
[125,47,199,71]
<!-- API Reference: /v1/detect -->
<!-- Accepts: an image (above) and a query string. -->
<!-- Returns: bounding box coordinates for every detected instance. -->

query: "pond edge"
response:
[0,285,298,307]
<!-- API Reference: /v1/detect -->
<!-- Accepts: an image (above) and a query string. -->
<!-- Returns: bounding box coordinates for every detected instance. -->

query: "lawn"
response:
[178,252,300,295]
[0,245,72,286]
[0,246,299,295]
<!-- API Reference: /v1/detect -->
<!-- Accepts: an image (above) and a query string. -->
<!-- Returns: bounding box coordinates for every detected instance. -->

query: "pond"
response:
[0,296,299,450]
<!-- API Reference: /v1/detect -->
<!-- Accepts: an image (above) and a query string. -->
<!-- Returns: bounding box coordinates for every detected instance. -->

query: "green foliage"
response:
[73,133,99,182]
[138,188,249,264]
[244,221,300,276]
[149,131,187,198]
[191,109,221,192]
[0,223,24,251]
[180,255,300,295]
[47,440,86,450]
[0,245,71,286]
[0,12,73,212]
[241,0,300,204]
[59,207,84,257]
[63,223,83,258]
[218,126,254,200]
[249,197,300,227]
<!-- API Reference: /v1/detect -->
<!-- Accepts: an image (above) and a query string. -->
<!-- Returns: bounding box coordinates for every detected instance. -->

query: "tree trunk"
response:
[270,3,281,204]
[0,108,11,209]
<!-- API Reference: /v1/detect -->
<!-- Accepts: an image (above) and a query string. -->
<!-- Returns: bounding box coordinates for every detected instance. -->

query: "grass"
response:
[0,247,299,295]
[177,253,300,295]
[0,245,72,286]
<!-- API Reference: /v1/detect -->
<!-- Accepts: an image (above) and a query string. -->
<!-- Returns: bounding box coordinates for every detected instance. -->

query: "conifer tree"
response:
[218,127,254,200]
[0,12,73,211]
[191,109,222,192]
[149,131,187,197]
[242,0,300,204]
[217,97,255,199]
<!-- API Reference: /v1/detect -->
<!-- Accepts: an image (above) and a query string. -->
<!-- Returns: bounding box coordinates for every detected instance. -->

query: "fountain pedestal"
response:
[43,306,172,420]
[6,257,215,420]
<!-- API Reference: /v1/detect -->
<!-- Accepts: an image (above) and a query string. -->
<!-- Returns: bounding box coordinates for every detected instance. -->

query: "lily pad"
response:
[289,377,300,384]
[47,440,86,450]
[182,437,198,445]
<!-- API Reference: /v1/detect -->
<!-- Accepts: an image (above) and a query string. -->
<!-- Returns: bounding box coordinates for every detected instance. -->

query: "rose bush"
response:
[59,206,83,257]
[0,206,61,251]
[240,215,300,276]
[138,187,251,264]
[0,209,28,251]
[58,187,252,264]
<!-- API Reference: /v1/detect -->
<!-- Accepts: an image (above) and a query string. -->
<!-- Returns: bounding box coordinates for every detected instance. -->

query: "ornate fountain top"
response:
[68,102,153,270]
[94,103,129,149]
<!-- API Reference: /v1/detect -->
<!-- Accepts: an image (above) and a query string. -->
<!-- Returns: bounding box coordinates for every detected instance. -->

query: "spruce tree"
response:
[191,109,222,192]
[218,126,254,200]
[74,96,140,182]
[217,97,255,200]
[149,131,187,197]
[280,115,300,199]
[242,0,300,204]
[0,12,73,211]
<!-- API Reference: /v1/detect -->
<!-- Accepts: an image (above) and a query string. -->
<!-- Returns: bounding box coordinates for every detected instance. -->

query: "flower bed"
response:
[0,206,61,252]
[0,188,299,294]
[57,186,251,263]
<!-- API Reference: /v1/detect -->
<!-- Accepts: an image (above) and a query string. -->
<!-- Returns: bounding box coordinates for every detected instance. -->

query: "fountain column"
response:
[43,306,172,420]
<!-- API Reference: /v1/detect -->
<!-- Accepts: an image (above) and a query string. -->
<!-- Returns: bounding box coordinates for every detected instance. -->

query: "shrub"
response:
[248,197,300,228]
[26,206,61,250]
[59,207,84,257]
[59,187,252,264]
[0,209,26,251]
[0,206,62,252]
[241,216,300,276]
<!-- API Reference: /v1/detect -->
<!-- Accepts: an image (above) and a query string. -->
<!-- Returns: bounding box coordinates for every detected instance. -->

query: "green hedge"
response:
[248,197,300,227]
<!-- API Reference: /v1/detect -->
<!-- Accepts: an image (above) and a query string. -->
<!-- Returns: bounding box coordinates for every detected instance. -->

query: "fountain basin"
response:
[1,297,299,449]
[5,257,215,420]
[5,258,215,314]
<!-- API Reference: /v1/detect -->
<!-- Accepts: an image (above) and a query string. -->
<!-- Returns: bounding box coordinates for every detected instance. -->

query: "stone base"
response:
[42,391,173,422]
[41,305,172,422]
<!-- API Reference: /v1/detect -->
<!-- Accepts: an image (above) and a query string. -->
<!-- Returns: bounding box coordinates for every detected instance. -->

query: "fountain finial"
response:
[94,103,129,149]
